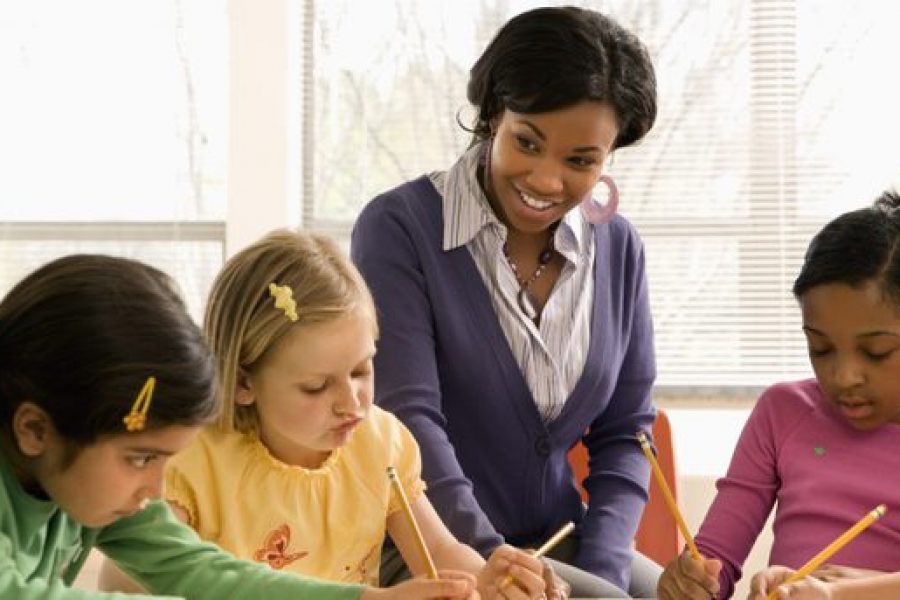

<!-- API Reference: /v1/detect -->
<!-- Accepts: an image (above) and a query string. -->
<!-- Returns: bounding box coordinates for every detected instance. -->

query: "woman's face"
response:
[487,100,619,234]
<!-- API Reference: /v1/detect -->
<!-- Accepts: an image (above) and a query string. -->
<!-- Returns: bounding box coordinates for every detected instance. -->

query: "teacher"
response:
[352,6,660,598]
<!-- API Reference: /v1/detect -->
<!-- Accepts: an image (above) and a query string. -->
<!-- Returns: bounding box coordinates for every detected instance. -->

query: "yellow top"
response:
[165,406,425,586]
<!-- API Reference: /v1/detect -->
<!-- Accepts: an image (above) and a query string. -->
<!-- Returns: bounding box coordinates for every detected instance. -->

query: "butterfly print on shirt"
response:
[254,524,308,569]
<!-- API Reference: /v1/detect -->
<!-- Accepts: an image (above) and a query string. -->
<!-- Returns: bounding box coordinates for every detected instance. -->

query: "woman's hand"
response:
[657,549,721,599]
[360,570,479,600]
[747,566,831,600]
[478,544,547,599]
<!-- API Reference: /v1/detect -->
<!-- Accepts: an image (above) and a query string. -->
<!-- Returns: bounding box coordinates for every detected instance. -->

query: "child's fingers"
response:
[436,569,478,587]
[659,553,701,600]
[811,563,883,582]
[773,583,798,599]
[747,572,771,599]
[747,572,767,598]
[747,565,796,599]
[775,579,832,600]
[657,550,718,599]
[410,571,476,599]
[675,550,720,598]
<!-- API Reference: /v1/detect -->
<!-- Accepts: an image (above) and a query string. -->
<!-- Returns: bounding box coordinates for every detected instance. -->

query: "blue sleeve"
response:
[575,229,656,590]
[351,193,504,556]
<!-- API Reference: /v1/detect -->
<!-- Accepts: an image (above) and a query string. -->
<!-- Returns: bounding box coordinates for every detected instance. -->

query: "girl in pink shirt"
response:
[658,190,900,599]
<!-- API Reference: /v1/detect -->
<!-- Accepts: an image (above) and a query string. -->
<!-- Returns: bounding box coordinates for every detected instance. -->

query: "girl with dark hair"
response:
[658,191,900,599]
[352,6,660,598]
[0,254,475,599]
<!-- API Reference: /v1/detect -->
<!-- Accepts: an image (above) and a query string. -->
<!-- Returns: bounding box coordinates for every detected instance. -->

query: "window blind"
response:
[0,1,228,320]
[302,0,900,389]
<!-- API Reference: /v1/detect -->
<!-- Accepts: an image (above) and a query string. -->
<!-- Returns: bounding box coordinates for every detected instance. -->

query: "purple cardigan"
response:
[351,176,656,590]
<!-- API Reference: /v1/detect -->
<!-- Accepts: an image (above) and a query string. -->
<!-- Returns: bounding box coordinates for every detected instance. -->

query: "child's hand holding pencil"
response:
[746,505,887,600]
[746,566,830,600]
[359,570,478,600]
[638,431,722,600]
[657,550,722,600]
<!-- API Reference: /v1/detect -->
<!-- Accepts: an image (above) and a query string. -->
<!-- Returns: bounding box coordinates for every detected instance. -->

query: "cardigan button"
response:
[534,436,551,457]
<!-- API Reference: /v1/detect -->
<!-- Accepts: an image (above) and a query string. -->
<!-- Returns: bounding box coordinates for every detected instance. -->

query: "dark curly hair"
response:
[466,6,657,149]
[0,255,218,453]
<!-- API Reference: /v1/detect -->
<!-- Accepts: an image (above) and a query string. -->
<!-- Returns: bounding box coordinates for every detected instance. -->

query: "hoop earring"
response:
[580,174,619,224]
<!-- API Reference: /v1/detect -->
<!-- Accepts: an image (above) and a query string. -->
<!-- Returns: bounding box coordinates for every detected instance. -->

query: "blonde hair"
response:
[204,229,377,433]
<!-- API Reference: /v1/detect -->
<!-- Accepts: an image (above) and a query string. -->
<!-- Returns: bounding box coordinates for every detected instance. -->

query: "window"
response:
[304,0,900,390]
[0,1,228,320]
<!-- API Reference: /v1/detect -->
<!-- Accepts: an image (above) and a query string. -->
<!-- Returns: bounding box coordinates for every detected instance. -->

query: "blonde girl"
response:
[101,230,546,599]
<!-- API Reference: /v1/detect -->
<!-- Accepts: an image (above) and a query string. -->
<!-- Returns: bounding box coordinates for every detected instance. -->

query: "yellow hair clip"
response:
[123,376,156,432]
[268,283,299,322]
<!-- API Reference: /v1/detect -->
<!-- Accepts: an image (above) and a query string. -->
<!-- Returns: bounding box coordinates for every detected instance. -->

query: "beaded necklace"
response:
[503,238,554,320]
[482,138,557,319]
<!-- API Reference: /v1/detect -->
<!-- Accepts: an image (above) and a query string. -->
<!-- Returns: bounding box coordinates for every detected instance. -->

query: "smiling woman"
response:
[351,7,660,599]
[485,102,619,235]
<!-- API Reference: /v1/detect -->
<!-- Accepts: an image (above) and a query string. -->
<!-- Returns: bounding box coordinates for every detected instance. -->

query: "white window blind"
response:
[302,0,900,391]
[0,1,228,320]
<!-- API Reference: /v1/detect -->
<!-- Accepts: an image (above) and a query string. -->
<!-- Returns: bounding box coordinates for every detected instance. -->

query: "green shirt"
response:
[0,451,364,600]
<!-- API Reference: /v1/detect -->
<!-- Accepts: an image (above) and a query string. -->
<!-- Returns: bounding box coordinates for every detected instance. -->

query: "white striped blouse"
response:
[430,143,595,422]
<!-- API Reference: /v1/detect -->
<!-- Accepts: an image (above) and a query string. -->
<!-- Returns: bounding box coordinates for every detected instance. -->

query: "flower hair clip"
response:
[123,376,156,432]
[268,283,299,322]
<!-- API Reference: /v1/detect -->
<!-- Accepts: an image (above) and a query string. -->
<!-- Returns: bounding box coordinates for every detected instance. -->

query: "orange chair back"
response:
[567,408,683,565]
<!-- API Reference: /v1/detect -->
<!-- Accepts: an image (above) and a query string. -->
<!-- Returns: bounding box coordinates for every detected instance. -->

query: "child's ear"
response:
[234,369,255,407]
[12,401,54,457]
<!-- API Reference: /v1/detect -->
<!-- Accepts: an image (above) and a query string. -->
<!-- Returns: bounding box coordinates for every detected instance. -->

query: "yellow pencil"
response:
[636,430,701,560]
[767,504,886,600]
[386,466,439,580]
[501,521,575,588]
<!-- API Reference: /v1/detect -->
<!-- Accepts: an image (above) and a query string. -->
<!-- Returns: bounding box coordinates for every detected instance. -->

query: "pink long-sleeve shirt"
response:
[695,378,900,598]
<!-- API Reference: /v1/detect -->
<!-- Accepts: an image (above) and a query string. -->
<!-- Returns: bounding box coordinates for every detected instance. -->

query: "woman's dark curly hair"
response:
[466,6,657,149]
